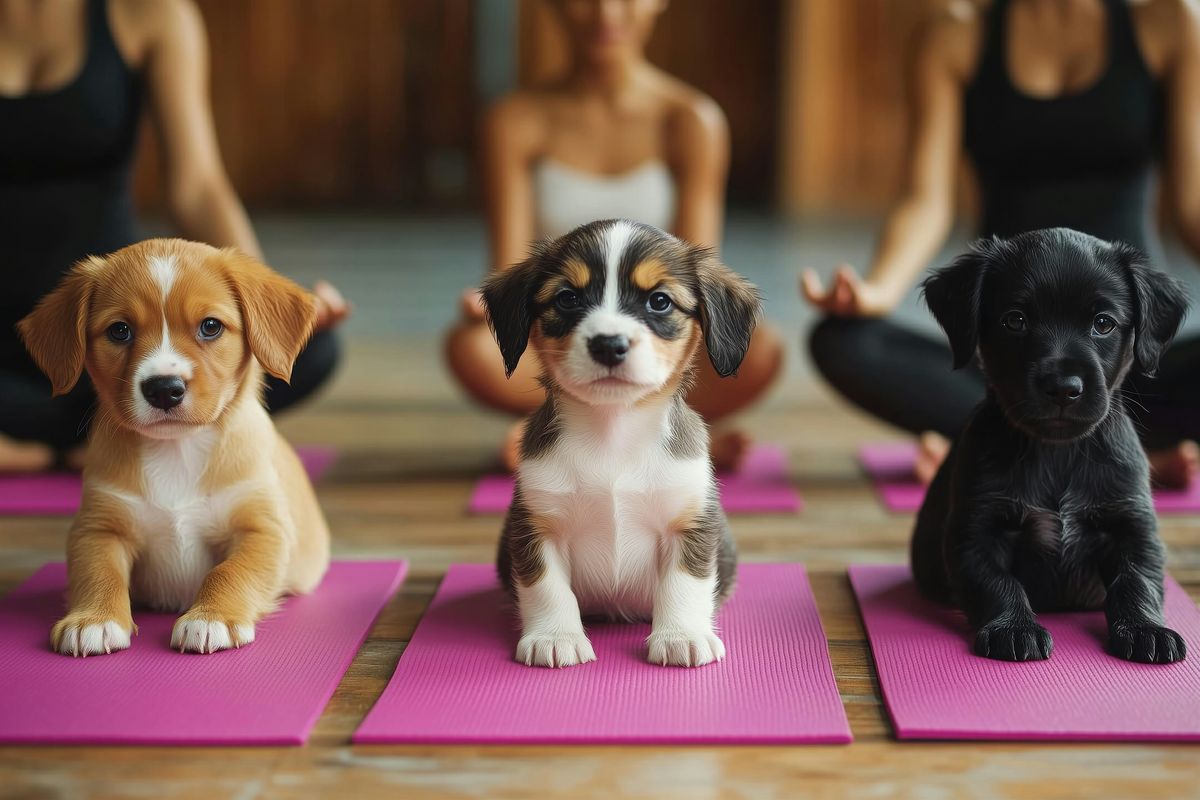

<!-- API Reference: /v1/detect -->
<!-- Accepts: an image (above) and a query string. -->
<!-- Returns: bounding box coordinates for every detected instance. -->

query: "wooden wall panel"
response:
[780,0,950,215]
[134,0,475,211]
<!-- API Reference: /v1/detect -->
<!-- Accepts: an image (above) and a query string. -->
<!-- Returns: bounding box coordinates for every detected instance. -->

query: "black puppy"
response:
[912,228,1190,664]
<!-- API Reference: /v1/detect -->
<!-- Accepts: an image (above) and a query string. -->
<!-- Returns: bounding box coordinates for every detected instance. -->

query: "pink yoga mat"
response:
[859,441,1200,514]
[468,444,803,515]
[354,562,851,745]
[0,445,337,517]
[850,564,1200,741]
[0,559,406,745]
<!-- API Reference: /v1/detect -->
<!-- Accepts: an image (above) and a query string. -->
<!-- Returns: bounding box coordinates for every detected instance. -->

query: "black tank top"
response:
[0,0,142,365]
[963,0,1162,252]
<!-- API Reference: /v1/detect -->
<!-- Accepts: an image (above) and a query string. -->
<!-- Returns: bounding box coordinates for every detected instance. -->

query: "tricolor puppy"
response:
[19,239,330,656]
[482,219,760,668]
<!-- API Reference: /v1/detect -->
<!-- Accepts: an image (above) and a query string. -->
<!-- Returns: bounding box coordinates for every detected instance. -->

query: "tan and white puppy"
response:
[19,239,330,656]
[483,219,760,668]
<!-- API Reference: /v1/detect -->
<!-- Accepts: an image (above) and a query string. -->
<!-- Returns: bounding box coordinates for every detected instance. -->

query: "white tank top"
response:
[532,159,677,238]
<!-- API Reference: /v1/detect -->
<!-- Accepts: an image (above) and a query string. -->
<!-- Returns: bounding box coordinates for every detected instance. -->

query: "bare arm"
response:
[802,9,969,316]
[482,96,542,275]
[1163,0,1200,260]
[140,0,261,258]
[667,97,730,250]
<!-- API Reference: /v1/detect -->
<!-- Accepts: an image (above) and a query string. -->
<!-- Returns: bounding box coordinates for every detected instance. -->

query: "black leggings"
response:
[808,315,1200,449]
[0,329,340,452]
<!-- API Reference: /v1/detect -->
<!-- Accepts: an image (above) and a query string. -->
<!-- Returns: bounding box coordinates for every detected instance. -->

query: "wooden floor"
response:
[1,337,1198,800]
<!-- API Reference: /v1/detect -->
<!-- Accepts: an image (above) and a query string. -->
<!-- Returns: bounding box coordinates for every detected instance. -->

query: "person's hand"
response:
[313,280,352,331]
[460,288,487,322]
[800,265,897,318]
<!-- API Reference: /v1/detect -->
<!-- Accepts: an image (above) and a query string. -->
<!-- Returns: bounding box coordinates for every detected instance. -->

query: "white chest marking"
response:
[518,402,711,619]
[101,429,250,612]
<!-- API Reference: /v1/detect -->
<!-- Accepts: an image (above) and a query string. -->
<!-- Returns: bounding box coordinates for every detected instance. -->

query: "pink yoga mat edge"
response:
[353,562,851,746]
[0,559,406,746]
[849,564,1200,743]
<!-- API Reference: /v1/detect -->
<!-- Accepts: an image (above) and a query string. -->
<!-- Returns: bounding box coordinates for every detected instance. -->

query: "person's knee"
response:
[737,323,784,392]
[298,329,341,391]
[808,315,886,384]
[266,329,341,414]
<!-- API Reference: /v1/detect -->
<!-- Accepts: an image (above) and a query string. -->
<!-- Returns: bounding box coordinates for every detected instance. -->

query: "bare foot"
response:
[502,419,526,473]
[313,280,352,331]
[710,428,752,473]
[0,433,54,473]
[914,431,951,486]
[1149,441,1199,490]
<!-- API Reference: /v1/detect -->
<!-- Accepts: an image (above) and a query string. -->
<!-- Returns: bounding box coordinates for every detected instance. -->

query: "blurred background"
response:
[119,0,1199,441]
[124,0,964,380]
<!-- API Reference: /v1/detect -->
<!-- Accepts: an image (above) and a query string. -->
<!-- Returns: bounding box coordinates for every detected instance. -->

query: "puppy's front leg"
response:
[52,503,137,657]
[514,540,595,668]
[1097,508,1186,664]
[172,499,287,654]
[647,511,725,667]
[955,507,1053,662]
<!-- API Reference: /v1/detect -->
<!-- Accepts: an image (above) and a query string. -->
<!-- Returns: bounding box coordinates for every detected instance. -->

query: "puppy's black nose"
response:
[1040,374,1083,407]
[588,334,630,367]
[141,376,186,410]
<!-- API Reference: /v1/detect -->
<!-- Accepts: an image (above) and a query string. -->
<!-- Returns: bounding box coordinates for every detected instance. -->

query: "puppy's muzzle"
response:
[588,334,630,367]
[141,375,187,410]
[1038,372,1084,408]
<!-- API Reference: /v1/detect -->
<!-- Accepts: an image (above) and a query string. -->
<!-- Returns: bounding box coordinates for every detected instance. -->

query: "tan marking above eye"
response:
[535,259,593,304]
[631,259,672,292]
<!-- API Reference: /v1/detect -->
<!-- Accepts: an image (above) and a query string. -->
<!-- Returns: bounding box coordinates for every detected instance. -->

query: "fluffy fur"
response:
[913,228,1190,663]
[18,239,331,656]
[483,219,760,668]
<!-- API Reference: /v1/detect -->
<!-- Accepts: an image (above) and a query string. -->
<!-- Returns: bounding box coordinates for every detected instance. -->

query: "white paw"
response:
[171,615,255,654]
[516,630,596,668]
[646,629,726,667]
[52,617,132,657]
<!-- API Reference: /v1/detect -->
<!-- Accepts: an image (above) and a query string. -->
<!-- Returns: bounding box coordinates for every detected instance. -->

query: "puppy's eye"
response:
[106,322,132,344]
[1001,311,1026,332]
[198,318,224,340]
[1092,314,1117,335]
[555,289,581,311]
[647,292,673,313]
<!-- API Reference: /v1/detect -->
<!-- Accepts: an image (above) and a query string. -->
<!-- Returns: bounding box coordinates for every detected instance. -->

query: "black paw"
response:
[1109,624,1187,664]
[974,620,1053,661]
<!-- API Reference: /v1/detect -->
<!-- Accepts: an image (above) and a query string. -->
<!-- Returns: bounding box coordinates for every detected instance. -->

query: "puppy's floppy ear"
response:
[1116,243,1190,376]
[219,249,317,382]
[482,251,545,378]
[922,242,993,369]
[17,256,104,396]
[691,248,761,377]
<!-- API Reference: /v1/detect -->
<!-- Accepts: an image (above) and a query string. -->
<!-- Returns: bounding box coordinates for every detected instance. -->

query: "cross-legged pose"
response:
[445,0,783,471]
[0,0,349,471]
[802,0,1200,487]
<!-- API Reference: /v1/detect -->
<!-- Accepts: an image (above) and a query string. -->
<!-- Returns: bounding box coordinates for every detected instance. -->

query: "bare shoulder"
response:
[1129,0,1200,71]
[108,0,204,66]
[482,90,551,157]
[913,0,986,83]
[658,78,728,157]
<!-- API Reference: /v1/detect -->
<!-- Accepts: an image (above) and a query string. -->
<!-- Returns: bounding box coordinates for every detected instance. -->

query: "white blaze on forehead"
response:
[150,254,177,300]
[135,253,193,387]
[601,221,636,311]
